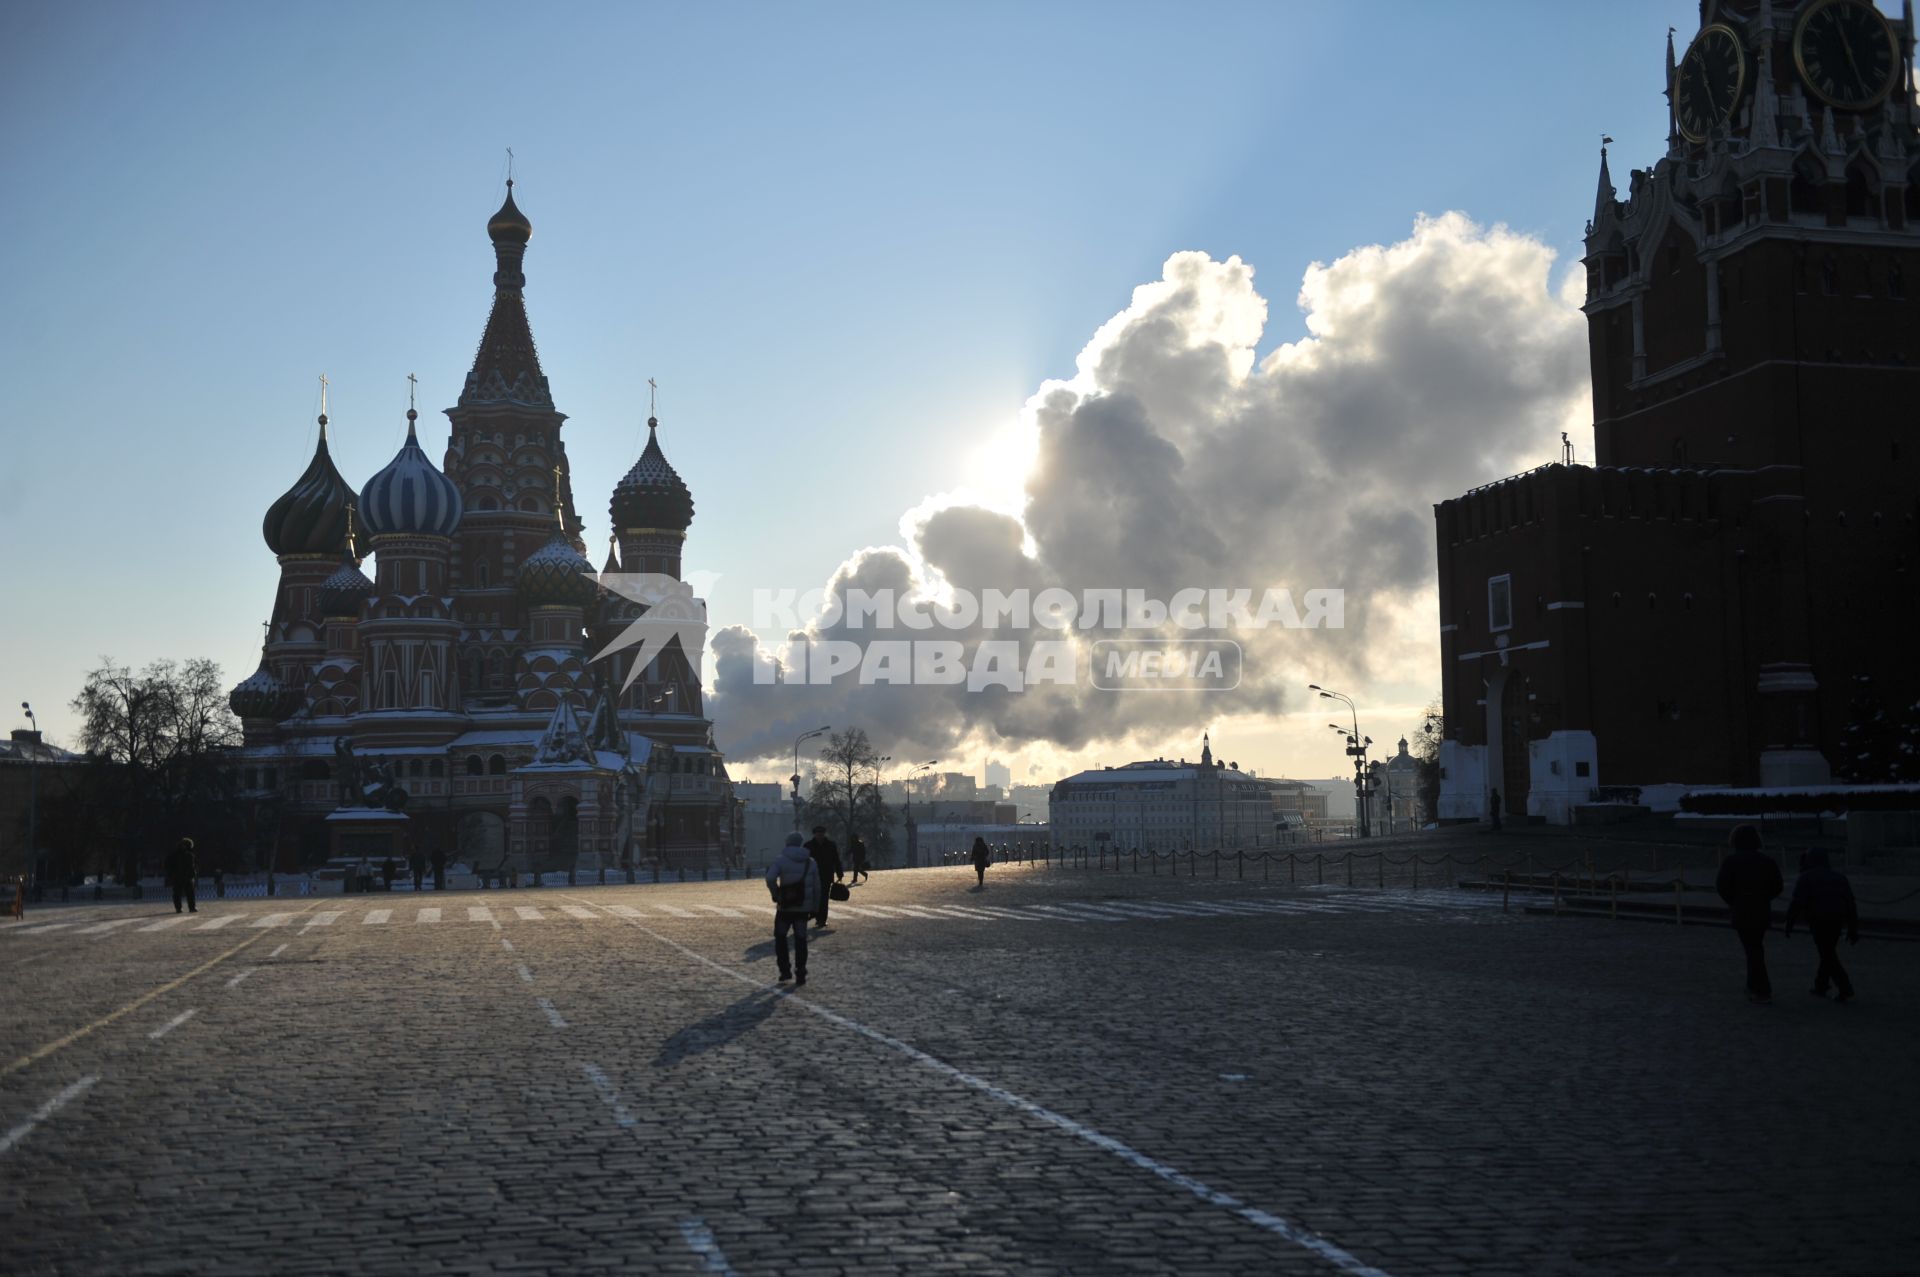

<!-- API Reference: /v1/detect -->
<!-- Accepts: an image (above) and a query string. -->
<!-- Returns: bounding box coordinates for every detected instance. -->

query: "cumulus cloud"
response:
[709,212,1589,766]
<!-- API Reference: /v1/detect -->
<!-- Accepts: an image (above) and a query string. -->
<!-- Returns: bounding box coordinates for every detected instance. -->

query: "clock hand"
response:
[1837,29,1864,82]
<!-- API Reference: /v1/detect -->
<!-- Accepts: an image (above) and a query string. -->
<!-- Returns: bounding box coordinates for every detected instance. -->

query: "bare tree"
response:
[1409,697,1444,824]
[803,728,896,854]
[71,657,242,883]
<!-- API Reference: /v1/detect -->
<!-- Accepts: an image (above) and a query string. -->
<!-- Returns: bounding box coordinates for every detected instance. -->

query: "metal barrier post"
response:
[1316,855,1323,886]
[1236,850,1243,880]
[1502,869,1510,914]
[1376,854,1384,889]
[1674,878,1683,926]
[1345,853,1353,887]
[1552,871,1560,915]
[1412,855,1419,891]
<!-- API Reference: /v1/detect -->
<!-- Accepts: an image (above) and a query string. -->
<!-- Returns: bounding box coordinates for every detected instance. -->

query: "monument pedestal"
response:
[326,809,411,883]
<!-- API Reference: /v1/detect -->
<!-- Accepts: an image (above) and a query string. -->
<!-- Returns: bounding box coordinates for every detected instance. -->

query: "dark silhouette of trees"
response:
[70,657,242,883]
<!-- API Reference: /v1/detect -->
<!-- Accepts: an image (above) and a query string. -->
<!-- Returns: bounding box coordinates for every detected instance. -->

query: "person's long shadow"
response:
[653,990,784,1068]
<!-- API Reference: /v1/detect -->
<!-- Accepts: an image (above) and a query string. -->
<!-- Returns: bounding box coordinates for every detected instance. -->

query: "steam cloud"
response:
[708,213,1590,767]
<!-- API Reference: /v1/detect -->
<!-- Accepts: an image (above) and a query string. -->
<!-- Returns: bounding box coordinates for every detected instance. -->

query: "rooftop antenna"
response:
[1561,431,1576,465]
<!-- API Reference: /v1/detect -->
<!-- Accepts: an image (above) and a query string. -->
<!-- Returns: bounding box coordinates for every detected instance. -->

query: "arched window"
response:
[408,759,424,778]
[488,650,507,689]
[488,754,507,775]
[475,561,491,588]
[1844,163,1875,220]
[466,755,484,776]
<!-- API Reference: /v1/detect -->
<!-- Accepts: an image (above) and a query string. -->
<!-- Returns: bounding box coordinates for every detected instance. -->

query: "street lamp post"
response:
[21,702,39,896]
[903,760,937,867]
[1312,685,1371,838]
[791,726,831,833]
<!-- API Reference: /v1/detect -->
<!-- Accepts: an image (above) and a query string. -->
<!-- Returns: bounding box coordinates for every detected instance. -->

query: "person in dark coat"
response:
[380,857,397,891]
[1488,788,1502,832]
[847,835,870,885]
[1784,849,1859,1003]
[1714,824,1783,1003]
[410,851,426,892]
[971,836,992,888]
[766,832,821,986]
[430,846,447,891]
[803,825,841,928]
[165,838,199,914]
[212,866,226,898]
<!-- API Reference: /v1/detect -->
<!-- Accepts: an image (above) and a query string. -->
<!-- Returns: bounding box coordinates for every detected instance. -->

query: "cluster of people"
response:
[763,827,995,985]
[1715,824,1860,1005]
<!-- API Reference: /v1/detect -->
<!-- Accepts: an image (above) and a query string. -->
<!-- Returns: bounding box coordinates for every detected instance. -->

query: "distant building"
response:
[1255,777,1329,829]
[906,822,1049,867]
[1366,738,1422,834]
[984,760,1012,792]
[735,781,792,865]
[0,730,90,881]
[1048,735,1274,850]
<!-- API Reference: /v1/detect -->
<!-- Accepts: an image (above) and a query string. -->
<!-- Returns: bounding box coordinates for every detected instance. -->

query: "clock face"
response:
[1675,24,1746,142]
[1794,0,1900,110]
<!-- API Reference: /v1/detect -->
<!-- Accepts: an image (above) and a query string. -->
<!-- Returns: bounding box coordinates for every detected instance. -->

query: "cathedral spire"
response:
[1665,27,1678,149]
[462,179,550,408]
[1592,140,1616,229]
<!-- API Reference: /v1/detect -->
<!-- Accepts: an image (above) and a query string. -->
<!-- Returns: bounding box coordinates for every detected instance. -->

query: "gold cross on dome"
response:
[407,372,418,411]
[648,377,659,419]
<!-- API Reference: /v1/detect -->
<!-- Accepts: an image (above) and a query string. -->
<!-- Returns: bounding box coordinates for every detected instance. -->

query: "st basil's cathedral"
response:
[228,184,740,877]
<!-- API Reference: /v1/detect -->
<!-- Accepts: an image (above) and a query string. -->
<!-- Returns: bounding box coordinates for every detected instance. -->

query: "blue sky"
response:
[1,0,1702,780]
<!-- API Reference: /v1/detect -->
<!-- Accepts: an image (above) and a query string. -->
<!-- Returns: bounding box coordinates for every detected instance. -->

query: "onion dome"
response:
[488,180,532,244]
[517,525,600,608]
[359,408,463,539]
[319,555,375,616]
[609,418,694,531]
[229,652,300,721]
[263,413,355,555]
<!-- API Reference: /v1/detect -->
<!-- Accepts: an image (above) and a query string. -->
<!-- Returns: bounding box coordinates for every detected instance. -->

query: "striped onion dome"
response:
[609,419,693,531]
[359,409,463,540]
[263,414,355,555]
[517,523,599,608]
[229,653,300,721]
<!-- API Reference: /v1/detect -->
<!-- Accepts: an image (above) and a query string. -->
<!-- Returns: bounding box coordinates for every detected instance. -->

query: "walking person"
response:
[766,832,820,986]
[1714,824,1783,1004]
[380,857,397,891]
[1784,849,1859,1003]
[10,873,25,921]
[847,835,870,885]
[804,825,842,928]
[212,866,226,899]
[971,835,991,888]
[1488,788,1503,832]
[410,850,426,892]
[431,845,447,891]
[166,838,199,914]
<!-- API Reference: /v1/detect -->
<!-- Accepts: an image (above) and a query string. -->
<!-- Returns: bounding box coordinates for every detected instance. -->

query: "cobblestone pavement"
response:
[2,864,1915,1275]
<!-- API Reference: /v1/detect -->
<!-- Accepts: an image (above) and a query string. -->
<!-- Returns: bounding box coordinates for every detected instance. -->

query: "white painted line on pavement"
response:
[604,904,645,918]
[195,915,242,930]
[18,923,78,934]
[250,913,296,929]
[138,917,189,932]
[148,1009,198,1040]
[580,1062,639,1129]
[1020,906,1088,924]
[654,905,697,918]
[499,936,515,952]
[560,905,599,920]
[695,905,744,918]
[269,944,288,958]
[226,967,257,988]
[678,1217,740,1276]
[363,909,392,925]
[0,1076,99,1156]
[301,911,343,931]
[467,906,495,924]
[847,904,905,917]
[12,952,51,965]
[417,907,442,923]
[888,906,951,920]
[79,919,140,935]
[514,907,545,921]
[514,963,534,984]
[536,997,568,1029]
[615,914,1398,1277]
